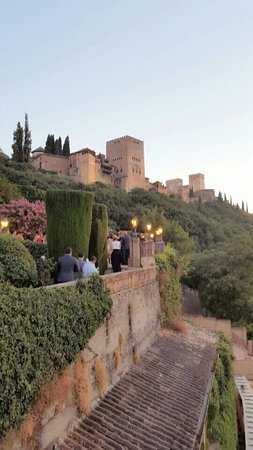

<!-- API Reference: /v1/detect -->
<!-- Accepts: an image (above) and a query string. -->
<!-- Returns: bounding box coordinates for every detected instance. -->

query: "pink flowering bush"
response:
[0,198,46,239]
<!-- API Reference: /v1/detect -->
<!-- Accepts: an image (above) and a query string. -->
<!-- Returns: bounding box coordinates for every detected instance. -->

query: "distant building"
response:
[31,135,216,202]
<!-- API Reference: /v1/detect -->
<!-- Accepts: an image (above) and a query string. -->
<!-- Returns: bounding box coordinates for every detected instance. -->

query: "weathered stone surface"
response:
[57,328,217,450]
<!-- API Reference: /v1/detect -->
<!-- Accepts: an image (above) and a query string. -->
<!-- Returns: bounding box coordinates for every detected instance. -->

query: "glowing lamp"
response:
[1,219,9,229]
[131,218,137,229]
[146,223,152,232]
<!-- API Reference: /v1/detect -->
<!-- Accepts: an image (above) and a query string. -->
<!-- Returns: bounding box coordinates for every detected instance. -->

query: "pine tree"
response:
[23,114,32,162]
[218,191,223,203]
[44,134,55,154]
[63,136,70,156]
[54,137,62,155]
[12,122,24,162]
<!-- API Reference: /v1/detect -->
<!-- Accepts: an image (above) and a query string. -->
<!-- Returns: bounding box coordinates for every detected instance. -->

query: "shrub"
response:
[0,175,21,203]
[155,245,182,325]
[0,198,46,238]
[0,276,112,439]
[23,240,48,261]
[207,334,237,449]
[0,234,38,287]
[89,203,108,275]
[46,190,94,259]
[23,241,55,286]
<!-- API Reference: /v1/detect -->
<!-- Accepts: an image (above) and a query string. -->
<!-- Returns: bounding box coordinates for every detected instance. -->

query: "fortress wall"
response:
[3,267,161,450]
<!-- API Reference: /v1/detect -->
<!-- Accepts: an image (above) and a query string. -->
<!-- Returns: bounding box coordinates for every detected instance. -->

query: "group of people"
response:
[57,248,98,283]
[107,231,130,273]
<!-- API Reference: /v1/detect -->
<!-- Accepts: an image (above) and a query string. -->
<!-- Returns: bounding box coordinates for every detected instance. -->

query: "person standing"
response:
[57,247,78,283]
[75,251,85,279]
[82,255,98,278]
[111,235,122,272]
[121,231,130,265]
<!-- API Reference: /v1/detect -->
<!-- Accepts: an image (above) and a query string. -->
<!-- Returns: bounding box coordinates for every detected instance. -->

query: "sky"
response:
[1,0,253,210]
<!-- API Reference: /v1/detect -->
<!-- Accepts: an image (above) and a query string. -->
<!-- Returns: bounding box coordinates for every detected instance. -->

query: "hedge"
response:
[0,234,38,287]
[0,277,112,439]
[207,333,237,449]
[46,189,94,259]
[89,203,108,275]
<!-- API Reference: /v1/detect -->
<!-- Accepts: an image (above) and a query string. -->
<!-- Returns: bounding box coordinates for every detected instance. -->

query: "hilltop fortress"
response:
[31,135,215,203]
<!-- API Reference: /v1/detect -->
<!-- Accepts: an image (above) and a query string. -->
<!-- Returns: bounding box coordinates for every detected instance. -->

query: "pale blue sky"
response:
[1,0,253,209]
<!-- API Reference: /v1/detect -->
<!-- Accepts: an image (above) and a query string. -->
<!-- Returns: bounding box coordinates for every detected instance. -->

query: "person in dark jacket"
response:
[75,251,85,279]
[57,247,78,283]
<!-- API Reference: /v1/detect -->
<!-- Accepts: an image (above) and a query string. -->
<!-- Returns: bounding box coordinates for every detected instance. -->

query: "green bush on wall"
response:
[0,234,38,287]
[46,189,94,259]
[89,203,108,275]
[207,333,237,449]
[0,277,112,439]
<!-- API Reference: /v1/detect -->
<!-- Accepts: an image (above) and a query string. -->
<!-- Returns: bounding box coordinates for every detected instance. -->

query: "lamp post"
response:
[131,218,138,235]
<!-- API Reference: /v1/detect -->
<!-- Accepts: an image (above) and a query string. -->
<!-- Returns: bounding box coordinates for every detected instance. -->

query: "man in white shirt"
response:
[82,255,98,278]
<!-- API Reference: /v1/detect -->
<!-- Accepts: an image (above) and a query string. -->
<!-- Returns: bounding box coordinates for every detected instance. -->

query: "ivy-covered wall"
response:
[155,245,182,327]
[207,333,238,449]
[0,277,112,440]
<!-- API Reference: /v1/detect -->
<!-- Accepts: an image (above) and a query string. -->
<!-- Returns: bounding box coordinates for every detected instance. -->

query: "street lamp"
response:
[131,218,138,234]
[146,223,152,232]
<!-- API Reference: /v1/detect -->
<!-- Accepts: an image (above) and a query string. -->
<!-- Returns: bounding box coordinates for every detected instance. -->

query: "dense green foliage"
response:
[46,189,94,259]
[155,246,182,325]
[0,234,37,287]
[207,334,237,449]
[0,276,112,439]
[23,241,56,286]
[0,175,21,203]
[183,235,253,324]
[89,203,108,275]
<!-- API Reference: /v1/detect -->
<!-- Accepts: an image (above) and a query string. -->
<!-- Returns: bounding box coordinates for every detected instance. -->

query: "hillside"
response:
[1,160,253,334]
[1,160,253,249]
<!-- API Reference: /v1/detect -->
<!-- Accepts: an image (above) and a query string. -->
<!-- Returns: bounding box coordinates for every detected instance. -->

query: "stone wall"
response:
[2,267,161,450]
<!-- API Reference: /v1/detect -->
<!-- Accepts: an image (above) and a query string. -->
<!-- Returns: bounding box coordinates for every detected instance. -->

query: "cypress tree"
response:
[218,192,223,203]
[46,189,94,259]
[89,204,108,275]
[23,114,32,162]
[242,200,245,211]
[45,134,55,154]
[63,136,70,156]
[12,122,24,162]
[54,137,62,155]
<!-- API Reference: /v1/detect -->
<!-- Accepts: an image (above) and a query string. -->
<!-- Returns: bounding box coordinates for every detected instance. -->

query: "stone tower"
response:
[106,135,146,192]
[189,173,205,192]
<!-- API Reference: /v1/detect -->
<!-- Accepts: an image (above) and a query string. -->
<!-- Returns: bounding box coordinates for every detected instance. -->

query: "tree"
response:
[63,136,70,156]
[224,193,227,203]
[0,198,46,238]
[12,115,32,163]
[54,137,62,155]
[23,113,32,162]
[46,190,94,259]
[218,191,223,203]
[89,203,108,275]
[44,134,55,154]
[242,200,245,211]
[12,121,24,162]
